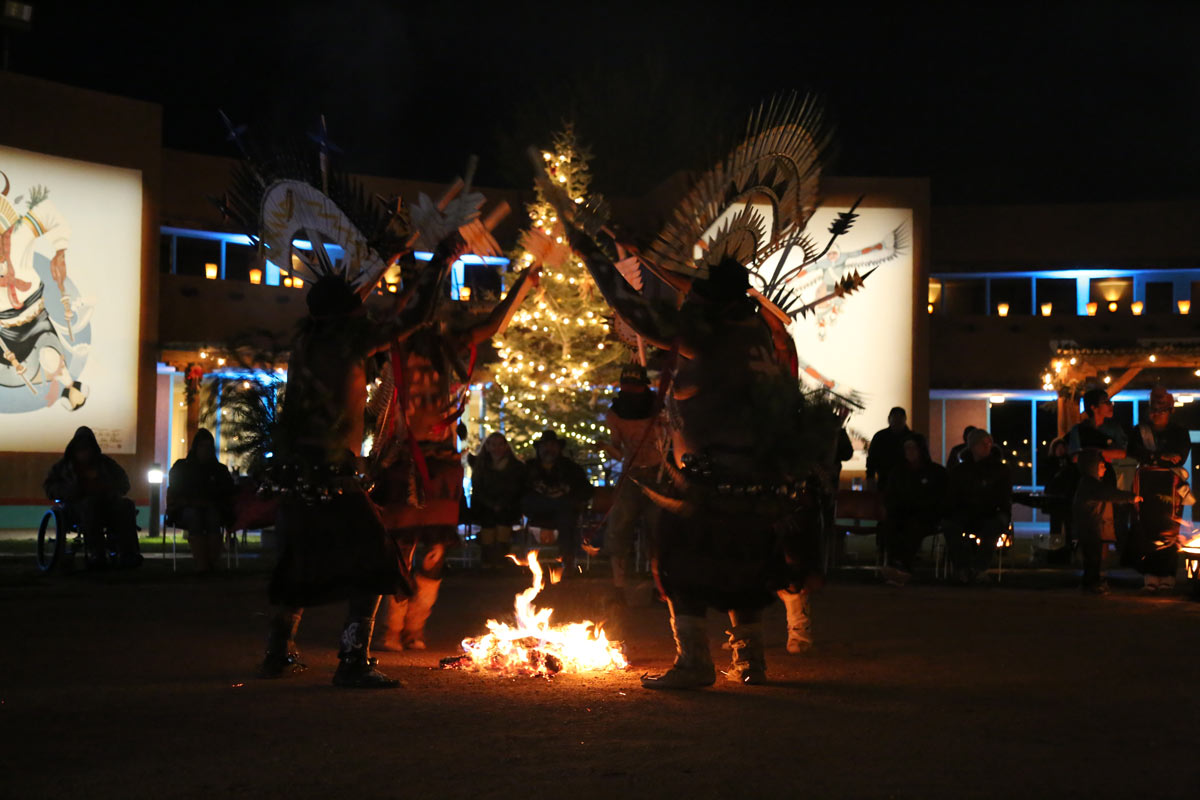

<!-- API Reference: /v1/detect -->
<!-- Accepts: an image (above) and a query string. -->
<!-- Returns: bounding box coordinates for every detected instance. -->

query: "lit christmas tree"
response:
[483,126,627,465]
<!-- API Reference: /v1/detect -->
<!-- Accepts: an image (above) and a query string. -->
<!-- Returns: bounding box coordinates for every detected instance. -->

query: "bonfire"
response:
[441,551,628,677]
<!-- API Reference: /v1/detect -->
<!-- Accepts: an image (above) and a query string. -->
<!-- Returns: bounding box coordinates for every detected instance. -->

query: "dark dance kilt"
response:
[657,494,799,612]
[268,488,412,608]
[372,452,464,548]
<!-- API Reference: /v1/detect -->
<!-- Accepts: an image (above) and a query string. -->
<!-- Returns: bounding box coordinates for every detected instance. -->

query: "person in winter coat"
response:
[167,429,235,572]
[943,428,1012,583]
[601,364,665,599]
[1073,449,1141,593]
[43,426,141,569]
[1128,386,1191,592]
[469,432,527,567]
[522,430,594,576]
[880,433,947,583]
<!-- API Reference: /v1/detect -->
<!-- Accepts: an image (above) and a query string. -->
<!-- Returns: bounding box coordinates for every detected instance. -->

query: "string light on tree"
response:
[483,126,624,462]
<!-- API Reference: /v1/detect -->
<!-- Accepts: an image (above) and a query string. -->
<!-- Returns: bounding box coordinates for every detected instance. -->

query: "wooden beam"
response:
[1105,365,1144,397]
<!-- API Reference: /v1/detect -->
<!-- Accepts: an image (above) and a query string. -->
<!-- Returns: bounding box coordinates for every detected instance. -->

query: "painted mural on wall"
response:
[755,205,915,464]
[0,145,142,453]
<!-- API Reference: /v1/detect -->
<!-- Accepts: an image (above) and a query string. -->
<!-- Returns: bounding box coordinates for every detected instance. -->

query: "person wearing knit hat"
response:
[1072,449,1141,594]
[601,362,664,601]
[1129,385,1192,592]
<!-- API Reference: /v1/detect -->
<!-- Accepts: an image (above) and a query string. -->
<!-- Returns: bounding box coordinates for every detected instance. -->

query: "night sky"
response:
[6,0,1198,203]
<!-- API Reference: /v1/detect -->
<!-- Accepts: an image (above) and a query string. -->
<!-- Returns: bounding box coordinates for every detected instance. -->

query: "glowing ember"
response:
[442,551,628,676]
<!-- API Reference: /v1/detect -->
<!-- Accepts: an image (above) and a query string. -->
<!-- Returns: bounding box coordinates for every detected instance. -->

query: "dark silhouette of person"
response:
[43,426,141,569]
[167,428,235,572]
[522,430,593,576]
[866,407,911,491]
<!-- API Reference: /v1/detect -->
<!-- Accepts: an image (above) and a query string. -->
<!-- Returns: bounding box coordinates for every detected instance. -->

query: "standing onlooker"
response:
[1068,389,1127,463]
[43,426,142,569]
[943,428,1012,583]
[880,433,947,584]
[469,432,527,567]
[1043,437,1080,565]
[522,430,594,576]
[866,407,911,491]
[1129,386,1192,592]
[946,425,977,467]
[1073,449,1141,594]
[601,364,664,600]
[167,429,235,573]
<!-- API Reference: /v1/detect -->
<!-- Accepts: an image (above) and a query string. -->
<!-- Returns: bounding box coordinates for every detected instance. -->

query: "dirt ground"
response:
[2,560,1198,799]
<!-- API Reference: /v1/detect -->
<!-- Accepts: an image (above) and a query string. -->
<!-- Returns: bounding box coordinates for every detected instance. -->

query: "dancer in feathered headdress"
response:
[535,94,864,689]
[217,117,471,688]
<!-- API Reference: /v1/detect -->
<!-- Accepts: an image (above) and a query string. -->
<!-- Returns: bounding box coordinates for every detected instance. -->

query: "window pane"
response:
[1035,279,1074,316]
[941,279,985,315]
[175,236,221,278]
[991,402,1033,486]
[991,279,1031,315]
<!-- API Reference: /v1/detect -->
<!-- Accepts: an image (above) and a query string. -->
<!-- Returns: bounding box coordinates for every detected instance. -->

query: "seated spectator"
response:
[43,426,142,569]
[469,432,527,567]
[167,429,235,573]
[946,425,977,467]
[522,430,594,576]
[1073,449,1140,594]
[1043,437,1079,565]
[880,433,946,584]
[943,428,1011,584]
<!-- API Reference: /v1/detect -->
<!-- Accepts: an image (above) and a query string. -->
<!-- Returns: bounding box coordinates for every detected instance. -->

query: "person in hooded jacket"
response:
[167,428,235,572]
[468,432,527,567]
[1073,449,1141,593]
[880,433,947,584]
[43,426,141,568]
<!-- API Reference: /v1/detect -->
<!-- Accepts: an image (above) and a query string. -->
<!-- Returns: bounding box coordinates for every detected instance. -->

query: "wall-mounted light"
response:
[1086,302,1098,316]
[1040,302,1052,317]
[292,277,304,289]
[927,303,934,314]
[205,262,219,280]
[1149,354,1158,363]
[1131,301,1144,315]
[1179,300,1191,315]
[283,277,293,288]
[996,303,1010,317]
[459,286,472,302]
[928,279,943,305]
[1107,301,1118,313]
[989,395,1006,404]
[249,268,263,285]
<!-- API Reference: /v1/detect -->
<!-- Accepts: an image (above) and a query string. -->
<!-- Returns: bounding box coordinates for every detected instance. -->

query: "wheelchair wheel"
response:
[36,508,65,573]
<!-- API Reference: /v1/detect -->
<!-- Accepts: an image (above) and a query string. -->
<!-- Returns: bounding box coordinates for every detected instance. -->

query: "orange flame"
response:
[450,551,628,676]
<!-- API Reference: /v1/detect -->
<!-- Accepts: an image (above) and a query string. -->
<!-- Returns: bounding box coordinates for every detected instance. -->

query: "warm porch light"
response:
[1179,300,1191,315]
[996,303,1009,317]
[1131,301,1144,315]
[1107,301,1118,312]
[1040,302,1052,316]
[205,262,219,280]
[927,303,934,314]
[283,277,293,288]
[459,286,472,302]
[249,268,263,285]
[293,277,304,289]
[989,395,1006,404]
[1086,302,1098,316]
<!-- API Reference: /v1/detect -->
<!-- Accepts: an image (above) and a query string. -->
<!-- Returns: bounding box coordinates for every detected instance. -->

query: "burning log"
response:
[442,551,628,677]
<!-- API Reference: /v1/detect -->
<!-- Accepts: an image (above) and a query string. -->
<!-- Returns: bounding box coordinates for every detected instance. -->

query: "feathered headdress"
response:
[628,94,873,319]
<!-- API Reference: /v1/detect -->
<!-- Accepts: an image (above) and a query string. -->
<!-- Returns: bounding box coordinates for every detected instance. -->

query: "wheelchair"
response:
[36,503,85,573]
[36,500,141,573]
